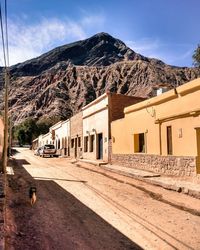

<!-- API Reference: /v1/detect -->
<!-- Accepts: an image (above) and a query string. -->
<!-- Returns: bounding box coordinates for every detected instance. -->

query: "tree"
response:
[17,129,26,146]
[12,116,60,146]
[192,44,200,67]
[13,118,38,145]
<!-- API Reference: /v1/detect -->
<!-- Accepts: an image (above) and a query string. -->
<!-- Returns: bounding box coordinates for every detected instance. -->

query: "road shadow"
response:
[10,148,20,156]
[34,176,87,183]
[5,158,143,250]
[14,159,30,165]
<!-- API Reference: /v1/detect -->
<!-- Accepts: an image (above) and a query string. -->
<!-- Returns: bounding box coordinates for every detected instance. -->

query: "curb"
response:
[74,162,200,217]
[99,165,200,199]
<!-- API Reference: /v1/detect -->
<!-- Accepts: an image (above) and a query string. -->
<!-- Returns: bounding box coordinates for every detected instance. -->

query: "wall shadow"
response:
[34,176,87,183]
[6,158,143,250]
[14,159,30,165]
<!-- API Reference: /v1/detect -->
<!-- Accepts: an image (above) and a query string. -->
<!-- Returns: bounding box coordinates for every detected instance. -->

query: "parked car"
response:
[39,144,56,158]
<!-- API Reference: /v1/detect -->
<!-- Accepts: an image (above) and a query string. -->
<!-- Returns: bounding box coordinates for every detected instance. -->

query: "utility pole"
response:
[2,67,9,173]
[9,113,12,157]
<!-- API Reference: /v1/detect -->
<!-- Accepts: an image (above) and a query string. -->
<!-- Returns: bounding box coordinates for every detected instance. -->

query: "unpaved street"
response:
[5,148,200,250]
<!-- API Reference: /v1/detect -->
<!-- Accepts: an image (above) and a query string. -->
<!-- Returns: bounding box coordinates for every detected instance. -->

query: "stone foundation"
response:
[111,153,197,177]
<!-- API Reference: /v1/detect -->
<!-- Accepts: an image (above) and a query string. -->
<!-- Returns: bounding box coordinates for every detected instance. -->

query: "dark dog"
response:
[29,187,37,206]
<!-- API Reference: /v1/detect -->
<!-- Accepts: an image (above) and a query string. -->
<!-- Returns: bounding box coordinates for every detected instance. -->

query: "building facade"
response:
[38,133,51,147]
[111,78,200,176]
[70,112,83,158]
[50,120,70,156]
[82,92,144,162]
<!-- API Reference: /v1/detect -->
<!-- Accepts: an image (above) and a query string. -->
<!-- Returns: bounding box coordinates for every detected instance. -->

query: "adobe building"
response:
[50,120,70,156]
[111,78,200,177]
[37,133,51,147]
[82,92,144,162]
[70,112,83,158]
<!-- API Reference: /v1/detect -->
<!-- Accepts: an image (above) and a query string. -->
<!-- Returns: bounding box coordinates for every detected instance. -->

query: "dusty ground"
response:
[4,148,200,250]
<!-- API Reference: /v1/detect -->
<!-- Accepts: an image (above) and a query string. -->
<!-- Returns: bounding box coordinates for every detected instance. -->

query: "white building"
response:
[50,120,70,156]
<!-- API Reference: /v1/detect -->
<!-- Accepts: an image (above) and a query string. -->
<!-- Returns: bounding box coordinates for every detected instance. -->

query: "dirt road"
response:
[5,148,200,250]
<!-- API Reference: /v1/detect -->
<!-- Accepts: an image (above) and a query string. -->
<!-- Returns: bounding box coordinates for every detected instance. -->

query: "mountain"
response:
[1,32,200,124]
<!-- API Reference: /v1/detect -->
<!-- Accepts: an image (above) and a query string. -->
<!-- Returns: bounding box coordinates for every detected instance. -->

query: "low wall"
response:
[111,154,197,177]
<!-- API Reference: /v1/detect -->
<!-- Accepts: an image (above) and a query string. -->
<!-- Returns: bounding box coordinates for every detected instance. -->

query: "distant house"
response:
[70,112,83,159]
[40,133,51,146]
[50,120,70,156]
[111,78,200,176]
[82,92,144,162]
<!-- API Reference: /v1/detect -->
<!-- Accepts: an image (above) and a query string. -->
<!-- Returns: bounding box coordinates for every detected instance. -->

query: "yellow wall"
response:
[196,128,200,173]
[112,78,200,158]
[161,117,200,156]
[112,108,160,154]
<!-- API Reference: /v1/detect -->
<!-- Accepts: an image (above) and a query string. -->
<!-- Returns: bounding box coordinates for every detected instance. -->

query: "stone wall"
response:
[111,153,197,177]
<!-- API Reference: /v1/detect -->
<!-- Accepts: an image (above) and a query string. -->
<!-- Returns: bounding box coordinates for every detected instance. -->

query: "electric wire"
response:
[0,0,7,68]
[4,0,9,67]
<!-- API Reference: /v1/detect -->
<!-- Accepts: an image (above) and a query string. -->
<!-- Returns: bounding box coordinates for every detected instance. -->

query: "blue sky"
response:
[1,0,199,66]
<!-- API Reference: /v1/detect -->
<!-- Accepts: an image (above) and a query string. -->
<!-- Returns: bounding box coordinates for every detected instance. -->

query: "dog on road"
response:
[29,187,37,206]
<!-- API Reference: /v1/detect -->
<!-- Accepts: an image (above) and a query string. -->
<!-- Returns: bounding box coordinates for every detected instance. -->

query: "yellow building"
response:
[111,78,200,176]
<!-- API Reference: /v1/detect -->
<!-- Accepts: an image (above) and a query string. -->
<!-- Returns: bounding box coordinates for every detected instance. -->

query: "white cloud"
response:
[81,14,105,27]
[126,38,160,55]
[126,38,193,66]
[0,14,105,65]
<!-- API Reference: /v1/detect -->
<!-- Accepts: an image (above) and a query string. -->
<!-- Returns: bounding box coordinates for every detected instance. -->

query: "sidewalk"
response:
[77,159,200,199]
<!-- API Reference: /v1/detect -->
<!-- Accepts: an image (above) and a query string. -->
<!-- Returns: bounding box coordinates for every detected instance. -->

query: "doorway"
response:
[196,128,200,174]
[167,126,173,155]
[75,138,77,158]
[97,133,103,159]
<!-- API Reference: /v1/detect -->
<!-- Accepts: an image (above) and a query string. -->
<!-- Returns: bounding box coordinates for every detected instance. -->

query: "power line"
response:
[0,0,10,176]
[0,0,7,67]
[4,0,9,67]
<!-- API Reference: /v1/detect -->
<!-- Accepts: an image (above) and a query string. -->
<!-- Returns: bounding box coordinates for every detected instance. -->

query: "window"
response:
[44,144,55,149]
[71,139,74,148]
[84,136,88,152]
[134,133,145,153]
[167,126,173,155]
[90,135,94,152]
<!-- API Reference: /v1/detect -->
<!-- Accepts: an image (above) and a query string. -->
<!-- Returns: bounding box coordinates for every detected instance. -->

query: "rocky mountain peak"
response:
[9,32,143,77]
[0,32,199,125]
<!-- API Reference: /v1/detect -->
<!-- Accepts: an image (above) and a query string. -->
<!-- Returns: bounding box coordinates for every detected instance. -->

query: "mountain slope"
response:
[10,32,145,77]
[2,32,200,124]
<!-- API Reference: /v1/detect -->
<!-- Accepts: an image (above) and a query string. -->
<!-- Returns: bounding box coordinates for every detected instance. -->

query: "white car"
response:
[39,144,56,158]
